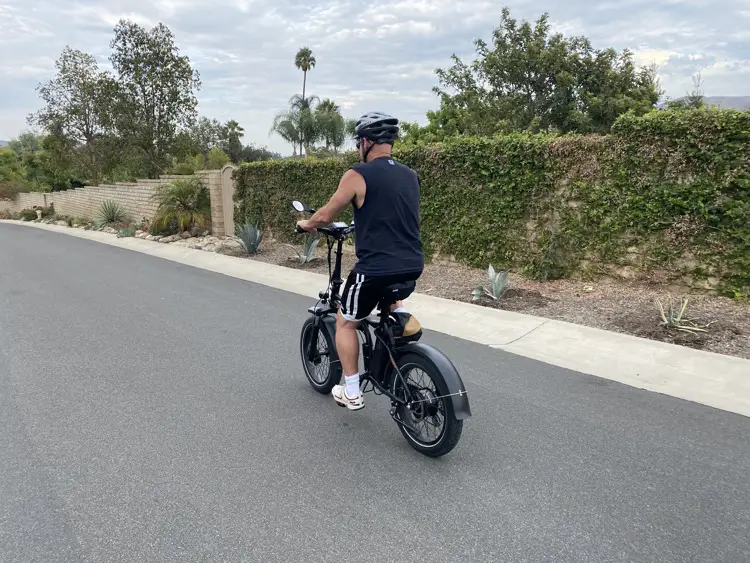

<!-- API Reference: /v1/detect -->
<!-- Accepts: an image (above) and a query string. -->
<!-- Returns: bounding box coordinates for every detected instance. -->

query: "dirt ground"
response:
[246,238,750,360]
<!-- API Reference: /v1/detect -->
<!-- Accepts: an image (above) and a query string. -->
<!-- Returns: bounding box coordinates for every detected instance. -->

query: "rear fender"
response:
[397,342,472,419]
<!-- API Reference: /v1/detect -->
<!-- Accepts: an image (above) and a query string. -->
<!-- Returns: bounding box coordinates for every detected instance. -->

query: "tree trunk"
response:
[301,71,307,157]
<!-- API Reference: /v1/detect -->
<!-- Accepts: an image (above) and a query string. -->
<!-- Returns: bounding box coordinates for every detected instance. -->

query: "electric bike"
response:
[293,200,471,457]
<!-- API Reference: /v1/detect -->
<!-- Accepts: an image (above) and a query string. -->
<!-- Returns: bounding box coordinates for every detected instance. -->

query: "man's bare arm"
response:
[298,170,364,230]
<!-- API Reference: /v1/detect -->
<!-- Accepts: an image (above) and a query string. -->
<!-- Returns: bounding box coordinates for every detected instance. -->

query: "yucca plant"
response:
[236,222,263,254]
[285,234,319,264]
[151,178,210,233]
[96,200,127,226]
[656,297,713,334]
[472,265,510,301]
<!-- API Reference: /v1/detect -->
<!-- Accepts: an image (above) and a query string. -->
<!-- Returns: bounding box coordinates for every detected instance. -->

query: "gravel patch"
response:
[246,238,750,360]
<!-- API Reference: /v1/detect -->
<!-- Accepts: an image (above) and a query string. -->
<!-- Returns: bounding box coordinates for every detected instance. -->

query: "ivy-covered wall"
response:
[234,109,750,297]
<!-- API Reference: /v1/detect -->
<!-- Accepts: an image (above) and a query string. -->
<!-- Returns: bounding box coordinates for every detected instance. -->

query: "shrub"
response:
[96,200,128,226]
[206,147,230,170]
[117,224,137,238]
[19,208,37,221]
[150,177,210,234]
[233,109,750,297]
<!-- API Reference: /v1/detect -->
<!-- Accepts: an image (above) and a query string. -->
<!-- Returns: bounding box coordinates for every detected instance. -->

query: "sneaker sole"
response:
[333,397,365,411]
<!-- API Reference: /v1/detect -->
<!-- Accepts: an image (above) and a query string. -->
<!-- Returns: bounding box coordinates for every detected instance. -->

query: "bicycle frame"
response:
[303,225,415,408]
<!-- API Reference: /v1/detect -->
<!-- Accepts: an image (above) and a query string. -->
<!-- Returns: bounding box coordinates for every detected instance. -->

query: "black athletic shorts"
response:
[340,270,422,321]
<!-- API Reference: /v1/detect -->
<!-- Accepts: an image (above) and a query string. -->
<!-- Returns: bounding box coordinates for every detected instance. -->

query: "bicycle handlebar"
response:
[294,223,355,239]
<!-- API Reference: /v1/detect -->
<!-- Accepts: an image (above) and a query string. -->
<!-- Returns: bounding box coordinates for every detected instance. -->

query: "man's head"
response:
[353,111,399,162]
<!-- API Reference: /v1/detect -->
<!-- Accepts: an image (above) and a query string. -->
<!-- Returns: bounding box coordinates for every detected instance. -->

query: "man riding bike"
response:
[296,111,424,411]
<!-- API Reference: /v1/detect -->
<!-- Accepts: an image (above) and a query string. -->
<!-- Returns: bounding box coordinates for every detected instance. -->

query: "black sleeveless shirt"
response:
[350,156,424,276]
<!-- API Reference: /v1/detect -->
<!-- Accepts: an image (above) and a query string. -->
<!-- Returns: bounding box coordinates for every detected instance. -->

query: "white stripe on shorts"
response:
[350,274,364,319]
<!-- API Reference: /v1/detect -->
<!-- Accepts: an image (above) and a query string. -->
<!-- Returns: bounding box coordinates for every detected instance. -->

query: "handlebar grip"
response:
[295,225,306,234]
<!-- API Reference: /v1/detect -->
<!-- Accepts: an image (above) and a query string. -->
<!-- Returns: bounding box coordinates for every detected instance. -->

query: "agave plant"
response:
[285,234,319,264]
[656,296,713,334]
[151,178,210,233]
[472,265,510,301]
[96,200,127,227]
[236,222,263,254]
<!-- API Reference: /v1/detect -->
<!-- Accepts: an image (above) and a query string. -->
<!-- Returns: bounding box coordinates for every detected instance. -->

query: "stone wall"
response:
[0,165,238,236]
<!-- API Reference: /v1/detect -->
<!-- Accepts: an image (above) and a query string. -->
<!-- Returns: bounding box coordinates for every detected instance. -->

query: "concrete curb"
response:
[4,219,750,418]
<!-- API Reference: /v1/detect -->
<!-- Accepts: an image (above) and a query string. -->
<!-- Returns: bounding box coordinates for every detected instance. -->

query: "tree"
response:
[315,99,347,153]
[270,110,302,156]
[294,47,316,105]
[240,144,280,162]
[422,7,662,139]
[206,146,230,169]
[219,119,245,163]
[664,72,706,110]
[27,46,114,181]
[108,19,201,177]
[8,130,42,158]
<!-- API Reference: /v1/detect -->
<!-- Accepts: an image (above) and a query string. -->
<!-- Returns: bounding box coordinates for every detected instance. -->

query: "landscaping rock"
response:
[55,220,68,226]
[180,231,191,239]
[202,230,210,237]
[215,239,245,256]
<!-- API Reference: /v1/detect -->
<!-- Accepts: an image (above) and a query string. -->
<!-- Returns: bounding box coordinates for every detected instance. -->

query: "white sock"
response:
[393,307,407,313]
[344,374,360,397]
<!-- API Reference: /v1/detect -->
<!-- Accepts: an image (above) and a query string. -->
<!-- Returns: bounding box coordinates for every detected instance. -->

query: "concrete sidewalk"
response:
[4,219,749,418]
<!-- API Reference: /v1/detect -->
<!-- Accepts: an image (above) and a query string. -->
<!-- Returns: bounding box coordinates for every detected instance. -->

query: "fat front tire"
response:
[299,316,340,394]
[392,352,463,457]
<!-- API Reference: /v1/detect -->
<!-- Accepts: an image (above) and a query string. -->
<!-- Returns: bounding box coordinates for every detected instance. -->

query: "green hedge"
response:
[234,109,750,297]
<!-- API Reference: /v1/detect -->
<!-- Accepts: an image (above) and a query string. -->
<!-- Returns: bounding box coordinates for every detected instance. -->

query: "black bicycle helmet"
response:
[353,111,399,144]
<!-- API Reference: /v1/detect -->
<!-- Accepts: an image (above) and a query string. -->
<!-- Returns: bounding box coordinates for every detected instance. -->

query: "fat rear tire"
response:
[392,352,463,458]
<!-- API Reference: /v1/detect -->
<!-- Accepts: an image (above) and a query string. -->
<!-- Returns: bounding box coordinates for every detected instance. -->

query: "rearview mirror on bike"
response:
[292,200,314,213]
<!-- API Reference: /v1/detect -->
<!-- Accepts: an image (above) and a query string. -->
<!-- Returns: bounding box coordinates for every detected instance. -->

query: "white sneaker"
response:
[332,385,364,411]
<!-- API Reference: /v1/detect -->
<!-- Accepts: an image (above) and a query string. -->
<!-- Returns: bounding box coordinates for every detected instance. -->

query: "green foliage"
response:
[285,234,319,264]
[117,224,137,238]
[108,19,201,177]
[403,7,662,145]
[206,146,230,169]
[0,148,28,199]
[235,108,750,297]
[96,200,128,226]
[151,177,210,232]
[20,209,38,221]
[236,222,263,254]
[472,265,510,301]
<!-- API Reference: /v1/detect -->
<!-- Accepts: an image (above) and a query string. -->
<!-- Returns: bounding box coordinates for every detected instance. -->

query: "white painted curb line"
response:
[4,220,750,418]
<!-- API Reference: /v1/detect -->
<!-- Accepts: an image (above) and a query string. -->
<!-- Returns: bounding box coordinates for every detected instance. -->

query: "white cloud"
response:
[0,0,748,154]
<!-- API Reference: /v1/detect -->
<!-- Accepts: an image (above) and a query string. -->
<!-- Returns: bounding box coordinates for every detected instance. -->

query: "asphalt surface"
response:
[1,222,749,563]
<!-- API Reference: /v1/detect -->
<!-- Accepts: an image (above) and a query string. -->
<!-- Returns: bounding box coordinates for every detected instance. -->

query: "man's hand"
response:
[296,219,317,233]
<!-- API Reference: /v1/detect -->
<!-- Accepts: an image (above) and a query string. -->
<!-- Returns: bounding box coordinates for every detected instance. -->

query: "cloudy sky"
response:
[1,0,748,154]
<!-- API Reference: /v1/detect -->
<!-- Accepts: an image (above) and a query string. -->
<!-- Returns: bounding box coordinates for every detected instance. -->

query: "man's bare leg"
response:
[336,312,360,378]
[332,310,364,409]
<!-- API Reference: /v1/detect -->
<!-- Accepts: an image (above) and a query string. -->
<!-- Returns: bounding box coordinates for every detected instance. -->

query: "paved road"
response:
[2,223,749,563]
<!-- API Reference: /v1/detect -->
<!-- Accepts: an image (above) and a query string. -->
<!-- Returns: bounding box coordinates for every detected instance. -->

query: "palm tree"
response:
[270,110,302,156]
[294,47,316,103]
[287,94,320,156]
[315,99,346,154]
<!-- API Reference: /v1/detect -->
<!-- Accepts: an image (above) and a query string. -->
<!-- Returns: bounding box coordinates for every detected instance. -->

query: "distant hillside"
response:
[659,96,750,110]
[702,96,750,110]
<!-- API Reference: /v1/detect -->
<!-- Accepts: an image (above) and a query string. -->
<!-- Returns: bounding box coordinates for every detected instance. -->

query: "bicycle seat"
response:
[378,280,417,308]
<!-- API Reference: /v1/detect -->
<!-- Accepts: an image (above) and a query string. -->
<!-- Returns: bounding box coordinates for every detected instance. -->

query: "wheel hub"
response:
[408,388,439,420]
